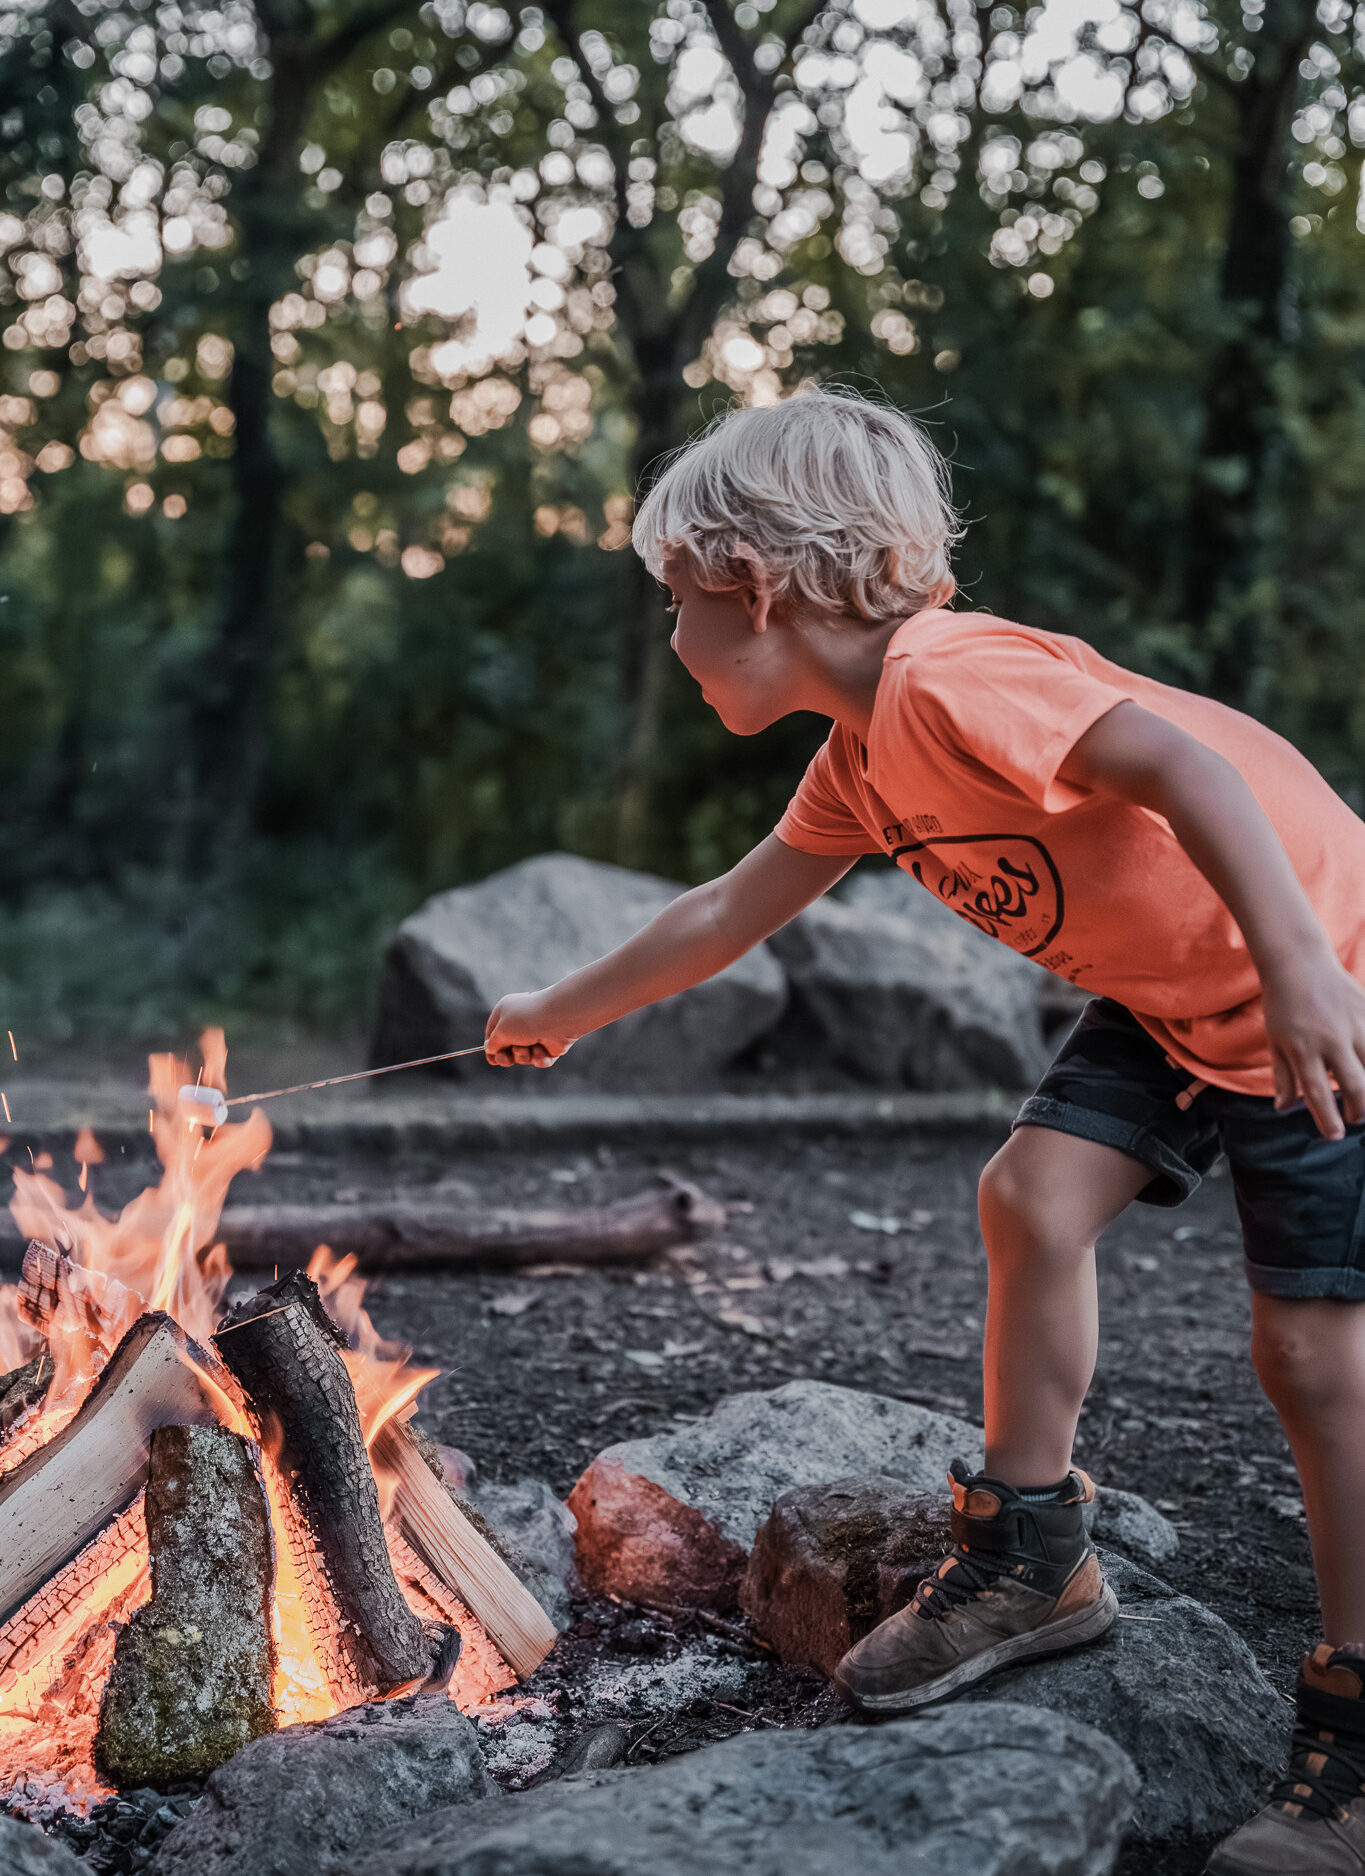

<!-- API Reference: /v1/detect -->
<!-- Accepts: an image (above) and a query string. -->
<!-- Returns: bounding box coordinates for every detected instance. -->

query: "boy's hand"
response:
[484,991,577,1068]
[1262,952,1365,1139]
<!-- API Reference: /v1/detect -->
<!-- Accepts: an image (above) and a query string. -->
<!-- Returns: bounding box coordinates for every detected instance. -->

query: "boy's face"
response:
[662,550,793,735]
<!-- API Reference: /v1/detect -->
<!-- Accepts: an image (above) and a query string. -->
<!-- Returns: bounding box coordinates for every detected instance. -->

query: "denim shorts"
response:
[1015,997,1365,1301]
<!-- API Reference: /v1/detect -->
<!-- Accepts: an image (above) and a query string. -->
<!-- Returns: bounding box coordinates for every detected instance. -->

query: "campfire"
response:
[0,1032,557,1817]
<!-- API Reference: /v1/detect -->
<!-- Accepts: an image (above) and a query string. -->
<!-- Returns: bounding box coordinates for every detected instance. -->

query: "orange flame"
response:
[0,1029,501,1817]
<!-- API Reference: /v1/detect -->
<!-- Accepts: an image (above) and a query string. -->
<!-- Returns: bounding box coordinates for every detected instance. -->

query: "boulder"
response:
[568,1381,978,1609]
[967,1555,1287,1841]
[761,867,1050,1090]
[568,1380,1174,1609]
[1087,1483,1178,1566]
[358,1702,1137,1876]
[149,1695,492,1876]
[740,1476,948,1676]
[0,1817,86,1876]
[739,1487,1282,1841]
[371,854,786,1088]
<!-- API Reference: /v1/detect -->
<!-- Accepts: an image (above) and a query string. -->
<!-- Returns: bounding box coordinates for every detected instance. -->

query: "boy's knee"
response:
[1251,1303,1358,1414]
[978,1148,1072,1256]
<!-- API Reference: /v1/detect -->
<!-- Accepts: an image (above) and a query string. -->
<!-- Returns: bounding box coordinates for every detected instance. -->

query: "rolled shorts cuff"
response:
[1013,1093,1201,1207]
[1243,1257,1365,1302]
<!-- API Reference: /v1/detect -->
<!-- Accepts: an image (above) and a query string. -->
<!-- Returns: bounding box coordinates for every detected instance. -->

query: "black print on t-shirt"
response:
[887,831,1064,958]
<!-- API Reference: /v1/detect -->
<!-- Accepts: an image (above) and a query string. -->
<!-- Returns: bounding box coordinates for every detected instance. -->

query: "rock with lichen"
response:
[97,1424,276,1786]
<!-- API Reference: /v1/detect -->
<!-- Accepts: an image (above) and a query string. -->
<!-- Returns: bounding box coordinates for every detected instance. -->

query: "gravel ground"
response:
[4,1119,1316,1875]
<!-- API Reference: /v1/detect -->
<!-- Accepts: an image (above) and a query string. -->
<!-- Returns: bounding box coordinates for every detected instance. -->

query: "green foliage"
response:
[1,0,1364,1039]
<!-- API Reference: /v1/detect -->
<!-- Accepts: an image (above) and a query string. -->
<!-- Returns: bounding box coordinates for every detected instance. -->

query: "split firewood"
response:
[17,1242,140,1341]
[12,1246,560,1681]
[213,1273,441,1702]
[0,1313,231,1625]
[373,1418,559,1680]
[0,1498,148,1697]
[211,1176,726,1271]
[97,1424,276,1786]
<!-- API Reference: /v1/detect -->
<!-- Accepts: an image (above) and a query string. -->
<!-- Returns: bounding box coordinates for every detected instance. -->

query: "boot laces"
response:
[913,1544,1017,1620]
[1268,1722,1365,1820]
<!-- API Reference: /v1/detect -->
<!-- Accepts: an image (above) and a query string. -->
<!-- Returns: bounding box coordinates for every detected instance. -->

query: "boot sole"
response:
[834,1580,1120,1714]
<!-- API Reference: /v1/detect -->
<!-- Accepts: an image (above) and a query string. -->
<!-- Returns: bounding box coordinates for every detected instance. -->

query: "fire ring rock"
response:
[0,1815,89,1876]
[356,1701,1137,1876]
[96,1425,276,1787]
[148,1695,493,1876]
[569,1380,1176,1612]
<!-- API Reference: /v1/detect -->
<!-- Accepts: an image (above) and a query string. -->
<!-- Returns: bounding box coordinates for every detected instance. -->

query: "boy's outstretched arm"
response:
[483,836,855,1068]
[1058,700,1365,1140]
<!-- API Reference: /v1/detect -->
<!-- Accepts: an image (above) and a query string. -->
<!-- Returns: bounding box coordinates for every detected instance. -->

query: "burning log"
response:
[212,1177,727,1272]
[97,1425,276,1786]
[17,1242,139,1340]
[0,1313,231,1625]
[373,1418,559,1680]
[0,1499,148,1698]
[213,1274,439,1702]
[0,1352,50,1436]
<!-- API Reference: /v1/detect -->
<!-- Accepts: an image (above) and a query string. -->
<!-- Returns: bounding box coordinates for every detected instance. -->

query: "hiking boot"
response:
[832,1458,1118,1713]
[1205,1645,1365,1875]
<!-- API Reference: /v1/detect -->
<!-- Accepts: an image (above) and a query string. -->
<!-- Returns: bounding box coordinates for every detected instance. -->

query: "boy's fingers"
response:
[1299,1056,1345,1140]
[1330,1051,1365,1125]
[1271,1049,1298,1111]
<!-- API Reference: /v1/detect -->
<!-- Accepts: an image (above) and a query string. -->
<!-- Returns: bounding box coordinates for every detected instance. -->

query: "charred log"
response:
[216,1177,726,1272]
[0,1313,230,1624]
[213,1273,437,1701]
[0,1352,50,1436]
[97,1425,276,1786]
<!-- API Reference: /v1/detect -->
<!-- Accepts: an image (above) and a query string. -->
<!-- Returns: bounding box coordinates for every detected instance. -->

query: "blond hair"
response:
[632,386,962,622]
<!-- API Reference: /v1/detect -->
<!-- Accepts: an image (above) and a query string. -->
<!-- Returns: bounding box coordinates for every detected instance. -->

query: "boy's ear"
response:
[739,580,773,634]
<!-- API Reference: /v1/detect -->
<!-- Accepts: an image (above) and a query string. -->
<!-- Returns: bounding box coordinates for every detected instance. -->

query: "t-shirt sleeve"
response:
[775,731,877,856]
[902,632,1136,813]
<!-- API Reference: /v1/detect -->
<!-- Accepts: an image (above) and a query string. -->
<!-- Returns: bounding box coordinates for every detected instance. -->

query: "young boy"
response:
[484,389,1365,1875]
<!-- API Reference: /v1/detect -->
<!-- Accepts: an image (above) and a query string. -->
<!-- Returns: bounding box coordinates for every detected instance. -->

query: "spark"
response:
[6,1031,15,1061]
[78,1163,88,1193]
[0,1093,9,1123]
[148,1108,154,1134]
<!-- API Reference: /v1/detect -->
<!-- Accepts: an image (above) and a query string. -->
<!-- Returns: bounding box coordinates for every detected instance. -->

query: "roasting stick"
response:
[177,1043,489,1128]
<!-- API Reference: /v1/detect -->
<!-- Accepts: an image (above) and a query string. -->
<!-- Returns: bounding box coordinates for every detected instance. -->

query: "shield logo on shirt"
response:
[891,833,1064,958]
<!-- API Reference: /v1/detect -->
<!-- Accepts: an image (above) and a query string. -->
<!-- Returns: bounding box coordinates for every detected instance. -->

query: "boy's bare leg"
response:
[832,1124,1148,1713]
[977,1126,1153,1484]
[1251,1292,1365,1644]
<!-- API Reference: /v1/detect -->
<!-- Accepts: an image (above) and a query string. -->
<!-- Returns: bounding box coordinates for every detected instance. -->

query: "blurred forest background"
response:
[0,0,1362,1046]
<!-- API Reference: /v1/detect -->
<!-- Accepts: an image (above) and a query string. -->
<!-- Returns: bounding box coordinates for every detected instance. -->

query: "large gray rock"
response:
[371,854,786,1087]
[358,1703,1137,1876]
[568,1381,1174,1609]
[762,867,1050,1090]
[739,1484,1280,1842]
[969,1554,1287,1841]
[0,1817,86,1876]
[567,1381,979,1609]
[149,1695,492,1876]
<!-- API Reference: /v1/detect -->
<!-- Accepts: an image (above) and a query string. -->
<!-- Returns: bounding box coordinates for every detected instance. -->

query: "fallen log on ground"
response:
[209,1176,726,1271]
[0,1313,229,1624]
[213,1272,442,1702]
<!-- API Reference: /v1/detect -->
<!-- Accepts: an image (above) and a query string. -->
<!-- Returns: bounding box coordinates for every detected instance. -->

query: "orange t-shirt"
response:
[775,609,1365,1096]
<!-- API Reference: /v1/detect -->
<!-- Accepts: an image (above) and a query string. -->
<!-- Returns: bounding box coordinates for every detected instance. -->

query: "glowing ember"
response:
[0,1029,511,1814]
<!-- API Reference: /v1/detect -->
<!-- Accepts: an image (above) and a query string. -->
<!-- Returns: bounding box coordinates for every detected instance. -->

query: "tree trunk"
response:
[181,37,311,879]
[1182,6,1316,704]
